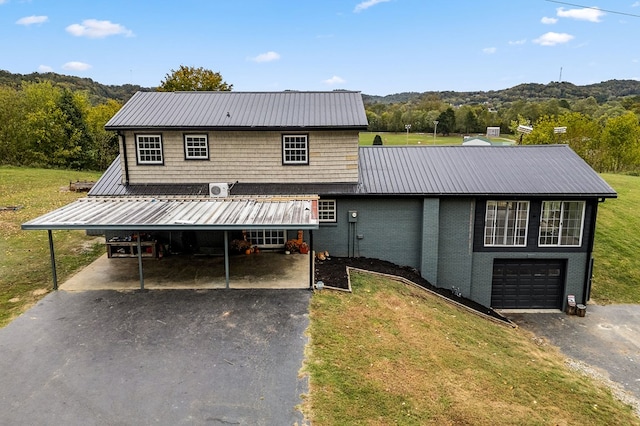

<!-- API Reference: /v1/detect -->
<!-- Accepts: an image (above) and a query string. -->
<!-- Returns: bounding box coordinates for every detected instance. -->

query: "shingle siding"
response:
[122,129,359,184]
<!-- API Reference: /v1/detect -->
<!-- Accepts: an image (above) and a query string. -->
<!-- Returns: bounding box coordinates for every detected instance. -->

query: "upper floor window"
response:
[184,134,209,160]
[318,200,337,223]
[539,201,585,247]
[136,134,163,165]
[484,201,529,246]
[282,134,308,165]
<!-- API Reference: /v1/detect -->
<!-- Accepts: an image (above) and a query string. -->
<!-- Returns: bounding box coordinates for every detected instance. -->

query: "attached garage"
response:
[491,259,566,309]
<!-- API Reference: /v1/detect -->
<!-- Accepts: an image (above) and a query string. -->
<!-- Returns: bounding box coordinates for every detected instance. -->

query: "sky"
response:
[2,0,640,96]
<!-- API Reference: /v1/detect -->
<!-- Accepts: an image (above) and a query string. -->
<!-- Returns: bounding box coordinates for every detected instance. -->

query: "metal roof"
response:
[21,196,319,231]
[358,145,617,197]
[105,91,369,130]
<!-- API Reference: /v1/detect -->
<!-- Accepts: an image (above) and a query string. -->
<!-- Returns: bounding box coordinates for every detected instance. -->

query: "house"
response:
[22,91,617,310]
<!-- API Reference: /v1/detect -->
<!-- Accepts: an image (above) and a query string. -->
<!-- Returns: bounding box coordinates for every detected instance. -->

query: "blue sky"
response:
[2,0,640,95]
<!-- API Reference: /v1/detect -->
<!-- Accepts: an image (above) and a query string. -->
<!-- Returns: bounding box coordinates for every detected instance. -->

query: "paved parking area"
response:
[506,304,640,403]
[0,289,311,425]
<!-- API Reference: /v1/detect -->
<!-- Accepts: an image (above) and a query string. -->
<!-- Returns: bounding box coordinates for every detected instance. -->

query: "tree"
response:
[86,99,122,170]
[158,65,233,92]
[436,107,455,136]
[600,112,640,172]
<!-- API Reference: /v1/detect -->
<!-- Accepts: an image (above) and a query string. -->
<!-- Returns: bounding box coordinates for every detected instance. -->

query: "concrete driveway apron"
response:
[0,289,311,425]
[507,304,640,402]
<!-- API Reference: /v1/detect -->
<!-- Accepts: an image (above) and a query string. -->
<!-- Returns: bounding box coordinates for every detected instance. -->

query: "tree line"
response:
[365,94,640,173]
[0,81,122,170]
[0,68,639,173]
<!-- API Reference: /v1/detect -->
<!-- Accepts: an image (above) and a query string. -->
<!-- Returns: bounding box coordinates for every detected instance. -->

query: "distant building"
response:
[486,127,500,137]
[463,136,492,146]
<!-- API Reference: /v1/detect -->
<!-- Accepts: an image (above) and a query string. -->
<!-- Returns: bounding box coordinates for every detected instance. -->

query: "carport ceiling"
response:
[21,196,320,231]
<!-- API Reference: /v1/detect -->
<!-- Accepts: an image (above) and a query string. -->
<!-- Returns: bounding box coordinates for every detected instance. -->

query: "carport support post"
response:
[224,231,230,289]
[136,232,144,291]
[48,230,58,290]
[309,230,314,289]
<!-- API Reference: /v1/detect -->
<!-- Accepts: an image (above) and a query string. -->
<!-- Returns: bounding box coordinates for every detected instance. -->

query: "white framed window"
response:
[539,201,585,247]
[282,134,308,165]
[247,229,285,248]
[484,201,529,246]
[318,200,337,223]
[136,134,163,164]
[184,134,209,160]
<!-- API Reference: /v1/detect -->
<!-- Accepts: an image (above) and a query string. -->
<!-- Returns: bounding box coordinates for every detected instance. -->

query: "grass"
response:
[591,173,640,304]
[0,166,104,327]
[359,131,516,146]
[304,271,640,425]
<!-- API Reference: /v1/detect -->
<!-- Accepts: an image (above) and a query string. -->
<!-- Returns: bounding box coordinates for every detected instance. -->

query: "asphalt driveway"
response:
[0,289,311,425]
[506,304,640,404]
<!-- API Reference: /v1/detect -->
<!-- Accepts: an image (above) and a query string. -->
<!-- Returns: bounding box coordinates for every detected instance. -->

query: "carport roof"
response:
[21,196,319,231]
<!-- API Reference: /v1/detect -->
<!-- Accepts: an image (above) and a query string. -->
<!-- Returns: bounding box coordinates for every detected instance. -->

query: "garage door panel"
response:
[491,259,565,309]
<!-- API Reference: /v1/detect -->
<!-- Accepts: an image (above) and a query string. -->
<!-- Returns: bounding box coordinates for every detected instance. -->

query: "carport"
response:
[21,195,319,290]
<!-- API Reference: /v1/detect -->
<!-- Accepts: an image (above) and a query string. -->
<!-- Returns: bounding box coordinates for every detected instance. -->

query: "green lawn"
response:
[304,271,640,425]
[591,173,640,304]
[359,131,516,146]
[0,166,104,326]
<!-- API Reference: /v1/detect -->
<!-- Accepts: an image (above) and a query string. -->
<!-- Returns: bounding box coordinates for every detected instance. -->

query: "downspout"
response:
[48,230,58,290]
[119,131,130,185]
[582,200,600,304]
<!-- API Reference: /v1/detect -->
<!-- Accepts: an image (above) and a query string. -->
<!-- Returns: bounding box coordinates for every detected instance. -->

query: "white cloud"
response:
[66,19,133,38]
[541,16,558,24]
[533,32,574,46]
[0,0,9,4]
[38,65,54,73]
[483,47,497,54]
[16,15,48,26]
[508,39,527,45]
[62,61,92,71]
[250,51,281,63]
[354,0,390,13]
[323,75,346,85]
[557,7,605,22]
[633,1,640,7]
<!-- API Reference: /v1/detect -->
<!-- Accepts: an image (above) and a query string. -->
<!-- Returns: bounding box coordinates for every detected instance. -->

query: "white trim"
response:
[318,199,336,223]
[484,200,529,247]
[184,134,209,160]
[282,134,308,165]
[538,201,585,247]
[136,134,163,164]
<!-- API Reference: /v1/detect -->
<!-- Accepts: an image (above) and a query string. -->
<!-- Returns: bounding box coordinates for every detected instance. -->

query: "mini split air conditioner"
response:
[208,183,229,198]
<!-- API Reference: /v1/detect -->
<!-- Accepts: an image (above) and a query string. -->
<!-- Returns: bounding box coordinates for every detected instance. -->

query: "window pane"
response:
[484,201,528,246]
[283,135,308,164]
[318,200,336,222]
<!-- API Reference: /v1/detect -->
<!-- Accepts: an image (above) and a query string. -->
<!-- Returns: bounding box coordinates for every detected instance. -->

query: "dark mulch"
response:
[314,256,510,323]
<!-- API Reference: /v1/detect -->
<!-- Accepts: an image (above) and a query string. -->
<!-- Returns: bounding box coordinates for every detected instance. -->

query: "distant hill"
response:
[2,70,640,107]
[362,79,640,105]
[0,70,151,104]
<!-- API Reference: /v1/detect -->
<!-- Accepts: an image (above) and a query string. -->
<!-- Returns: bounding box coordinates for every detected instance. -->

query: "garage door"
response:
[491,259,565,309]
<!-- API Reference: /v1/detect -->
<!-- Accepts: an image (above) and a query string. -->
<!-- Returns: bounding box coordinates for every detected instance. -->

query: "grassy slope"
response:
[305,271,640,425]
[591,173,640,304]
[0,166,104,326]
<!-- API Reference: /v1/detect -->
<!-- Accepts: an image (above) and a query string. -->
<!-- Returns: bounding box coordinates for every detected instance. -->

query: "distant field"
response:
[359,131,516,146]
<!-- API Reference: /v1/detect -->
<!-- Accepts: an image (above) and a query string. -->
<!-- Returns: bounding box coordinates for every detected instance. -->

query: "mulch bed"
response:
[314,256,510,323]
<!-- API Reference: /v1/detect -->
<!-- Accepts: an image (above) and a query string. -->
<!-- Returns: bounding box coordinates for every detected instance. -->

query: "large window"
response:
[539,201,585,247]
[484,201,529,246]
[136,134,163,164]
[318,200,336,223]
[184,134,209,160]
[282,135,308,165]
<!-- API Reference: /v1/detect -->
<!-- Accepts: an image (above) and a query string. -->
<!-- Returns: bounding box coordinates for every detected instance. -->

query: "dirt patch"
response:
[314,256,509,323]
[32,289,48,296]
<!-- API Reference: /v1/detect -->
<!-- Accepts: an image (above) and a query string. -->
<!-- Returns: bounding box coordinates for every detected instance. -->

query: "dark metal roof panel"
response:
[358,145,617,197]
[105,91,369,129]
